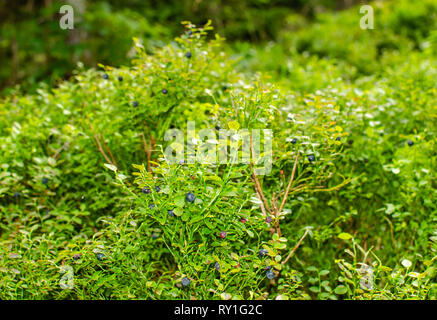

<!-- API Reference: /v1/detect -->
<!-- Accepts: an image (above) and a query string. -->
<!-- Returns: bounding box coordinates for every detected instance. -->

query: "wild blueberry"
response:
[118,76,123,81]
[96,253,105,261]
[181,277,191,287]
[407,140,414,147]
[162,89,168,94]
[155,186,160,193]
[291,138,297,144]
[259,249,268,257]
[185,51,192,58]
[168,209,175,217]
[336,137,341,141]
[265,216,272,224]
[266,270,275,279]
[142,187,151,194]
[222,86,228,91]
[179,159,185,165]
[186,192,196,202]
[132,101,138,107]
[308,155,315,162]
[215,125,221,130]
[149,204,155,209]
[103,73,109,80]
[187,30,193,36]
[364,158,369,163]
[42,178,49,184]
[219,231,227,239]
[152,233,158,239]
[14,192,20,198]
[73,254,81,261]
[215,262,220,271]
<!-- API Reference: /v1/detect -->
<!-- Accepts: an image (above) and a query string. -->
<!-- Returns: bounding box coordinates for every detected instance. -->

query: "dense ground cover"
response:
[0,0,436,299]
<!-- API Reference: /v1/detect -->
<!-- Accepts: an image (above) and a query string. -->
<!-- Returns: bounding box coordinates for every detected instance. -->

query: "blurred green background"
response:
[0,0,378,94]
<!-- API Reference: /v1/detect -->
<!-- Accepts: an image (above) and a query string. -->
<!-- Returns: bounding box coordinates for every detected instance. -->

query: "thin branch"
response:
[282,228,310,265]
[249,133,273,215]
[140,133,152,172]
[278,152,300,214]
[101,134,117,167]
[87,118,115,167]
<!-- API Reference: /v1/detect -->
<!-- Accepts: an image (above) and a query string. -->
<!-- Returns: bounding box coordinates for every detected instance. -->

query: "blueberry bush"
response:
[0,1,436,300]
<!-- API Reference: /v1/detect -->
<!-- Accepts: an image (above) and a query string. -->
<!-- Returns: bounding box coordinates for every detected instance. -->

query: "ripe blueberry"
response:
[308,155,315,162]
[162,89,168,94]
[291,138,297,144]
[142,187,151,194]
[179,159,185,165]
[152,233,158,239]
[215,125,221,130]
[187,30,193,36]
[149,204,155,209]
[118,76,123,81]
[265,216,272,224]
[181,277,190,286]
[219,231,227,239]
[155,186,160,193]
[103,73,109,80]
[186,192,196,202]
[96,253,105,261]
[132,101,138,107]
[407,140,414,147]
[14,192,20,198]
[168,209,175,217]
[259,249,268,257]
[266,270,275,279]
[336,137,341,141]
[42,178,49,184]
[73,254,81,261]
[215,262,220,271]
[185,51,192,58]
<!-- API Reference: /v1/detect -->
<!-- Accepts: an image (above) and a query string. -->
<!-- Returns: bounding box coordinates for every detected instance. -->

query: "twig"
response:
[101,134,117,167]
[249,133,273,215]
[282,228,310,265]
[87,118,116,167]
[278,152,300,214]
[140,133,152,172]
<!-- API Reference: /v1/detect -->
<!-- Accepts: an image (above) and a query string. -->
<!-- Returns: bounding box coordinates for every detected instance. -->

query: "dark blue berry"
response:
[168,209,175,217]
[291,138,297,144]
[179,159,185,165]
[73,254,81,261]
[187,30,193,36]
[162,89,168,94]
[118,76,123,81]
[364,158,369,163]
[185,51,192,58]
[181,277,190,286]
[215,262,220,271]
[132,101,138,107]
[308,155,315,162]
[265,216,272,224]
[96,253,105,261]
[336,137,341,141]
[259,249,268,257]
[14,192,20,197]
[407,140,414,147]
[186,192,196,202]
[266,270,275,279]
[215,125,221,130]
[149,204,155,209]
[152,233,158,239]
[103,73,109,80]
[142,187,151,194]
[42,178,49,184]
[155,186,160,193]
